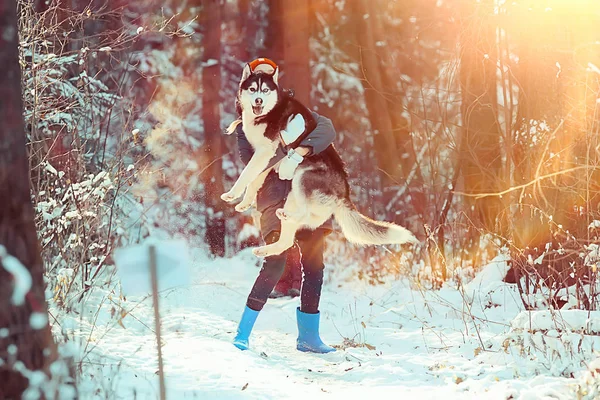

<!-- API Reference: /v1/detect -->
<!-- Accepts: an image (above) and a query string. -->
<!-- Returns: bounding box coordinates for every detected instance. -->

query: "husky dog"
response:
[222,63,418,257]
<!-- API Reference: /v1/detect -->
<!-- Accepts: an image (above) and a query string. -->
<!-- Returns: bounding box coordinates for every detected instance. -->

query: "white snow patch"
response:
[588,220,600,230]
[464,253,510,298]
[588,63,600,75]
[30,312,48,330]
[504,310,600,376]
[45,162,58,175]
[0,245,32,306]
[238,223,259,244]
[511,310,600,333]
[203,59,219,67]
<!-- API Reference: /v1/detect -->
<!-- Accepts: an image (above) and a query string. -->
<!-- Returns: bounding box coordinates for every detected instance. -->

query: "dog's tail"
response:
[334,199,418,246]
[225,119,242,135]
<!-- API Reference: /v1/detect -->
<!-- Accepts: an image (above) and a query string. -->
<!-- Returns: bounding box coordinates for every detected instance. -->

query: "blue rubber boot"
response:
[296,307,336,353]
[233,306,259,350]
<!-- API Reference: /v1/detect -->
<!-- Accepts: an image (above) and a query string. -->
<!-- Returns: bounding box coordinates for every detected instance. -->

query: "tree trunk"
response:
[280,1,311,104]
[511,39,560,250]
[237,0,261,61]
[236,0,251,61]
[459,0,503,234]
[0,1,59,398]
[372,5,426,223]
[201,0,226,257]
[353,0,404,206]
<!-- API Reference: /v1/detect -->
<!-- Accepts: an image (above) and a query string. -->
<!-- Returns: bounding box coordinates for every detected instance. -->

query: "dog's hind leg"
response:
[235,169,269,213]
[253,191,306,257]
[275,171,309,222]
[253,218,301,257]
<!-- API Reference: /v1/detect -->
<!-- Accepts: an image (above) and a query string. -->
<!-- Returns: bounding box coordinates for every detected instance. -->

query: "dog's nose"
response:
[255,98,263,106]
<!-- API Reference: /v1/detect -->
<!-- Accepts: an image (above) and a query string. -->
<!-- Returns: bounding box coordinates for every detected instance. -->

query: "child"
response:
[232,58,337,353]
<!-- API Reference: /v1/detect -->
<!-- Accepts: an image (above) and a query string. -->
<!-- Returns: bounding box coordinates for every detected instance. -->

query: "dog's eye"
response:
[249,88,256,93]
[262,88,269,94]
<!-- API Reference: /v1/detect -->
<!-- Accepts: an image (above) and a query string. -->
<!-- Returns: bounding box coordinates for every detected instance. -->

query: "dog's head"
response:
[238,63,279,117]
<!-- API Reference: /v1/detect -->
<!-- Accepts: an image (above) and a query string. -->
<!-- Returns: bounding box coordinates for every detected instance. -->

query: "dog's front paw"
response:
[235,202,251,213]
[221,191,237,203]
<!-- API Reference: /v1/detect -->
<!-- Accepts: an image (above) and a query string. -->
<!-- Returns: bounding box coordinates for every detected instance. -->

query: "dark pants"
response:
[246,229,326,314]
[272,247,302,296]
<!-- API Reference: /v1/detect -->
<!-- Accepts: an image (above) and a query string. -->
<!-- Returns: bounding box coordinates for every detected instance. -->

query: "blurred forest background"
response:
[15,0,600,297]
[3,0,600,395]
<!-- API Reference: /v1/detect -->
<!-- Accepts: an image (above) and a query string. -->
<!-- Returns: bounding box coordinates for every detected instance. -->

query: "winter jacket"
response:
[236,112,336,236]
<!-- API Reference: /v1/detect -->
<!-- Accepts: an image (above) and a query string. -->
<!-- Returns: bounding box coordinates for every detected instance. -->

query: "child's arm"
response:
[278,112,337,180]
[298,112,337,156]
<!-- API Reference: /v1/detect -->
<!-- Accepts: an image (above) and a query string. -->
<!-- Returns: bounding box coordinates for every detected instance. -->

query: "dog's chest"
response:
[242,115,277,151]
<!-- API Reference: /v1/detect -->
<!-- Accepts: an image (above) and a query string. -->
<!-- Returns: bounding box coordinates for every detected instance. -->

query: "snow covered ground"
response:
[60,249,587,399]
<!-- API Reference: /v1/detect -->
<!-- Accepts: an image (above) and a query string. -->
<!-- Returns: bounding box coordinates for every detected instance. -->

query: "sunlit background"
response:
[20,0,600,289]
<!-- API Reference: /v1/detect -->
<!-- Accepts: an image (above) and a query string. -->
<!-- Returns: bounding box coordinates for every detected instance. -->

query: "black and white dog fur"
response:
[222,64,417,257]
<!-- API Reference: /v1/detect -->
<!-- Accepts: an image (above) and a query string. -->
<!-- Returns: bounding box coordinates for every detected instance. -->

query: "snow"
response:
[203,59,219,67]
[59,249,584,399]
[588,63,600,75]
[589,220,600,230]
[504,310,600,377]
[0,245,32,306]
[45,162,58,176]
[238,223,260,244]
[511,310,600,333]
[30,312,48,330]
[463,254,510,302]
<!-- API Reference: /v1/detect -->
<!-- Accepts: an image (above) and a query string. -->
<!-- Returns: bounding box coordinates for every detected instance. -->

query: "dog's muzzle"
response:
[252,105,264,115]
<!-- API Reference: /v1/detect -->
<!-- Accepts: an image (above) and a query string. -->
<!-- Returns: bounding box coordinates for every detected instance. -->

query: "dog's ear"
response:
[272,67,279,86]
[241,64,252,83]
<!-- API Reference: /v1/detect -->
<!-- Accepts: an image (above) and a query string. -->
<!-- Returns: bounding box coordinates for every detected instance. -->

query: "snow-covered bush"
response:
[575,358,600,399]
[35,166,115,308]
[507,114,600,311]
[503,310,600,377]
[18,1,138,310]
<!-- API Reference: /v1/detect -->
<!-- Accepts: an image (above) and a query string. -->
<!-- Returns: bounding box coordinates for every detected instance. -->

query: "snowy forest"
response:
[2,0,600,398]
